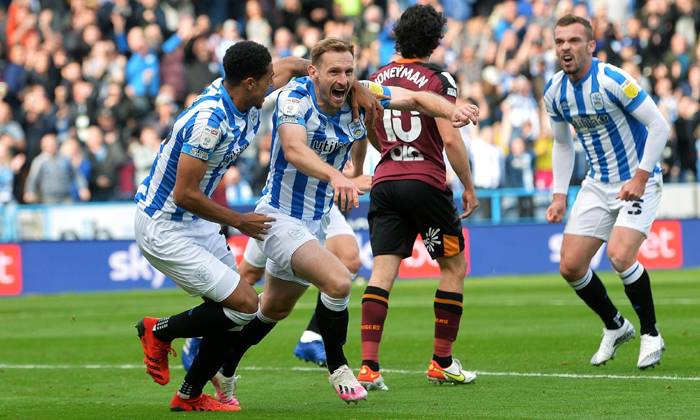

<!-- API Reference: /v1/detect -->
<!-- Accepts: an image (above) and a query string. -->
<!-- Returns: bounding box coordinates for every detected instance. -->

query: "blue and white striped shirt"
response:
[135,78,261,220]
[260,77,388,220]
[544,59,661,183]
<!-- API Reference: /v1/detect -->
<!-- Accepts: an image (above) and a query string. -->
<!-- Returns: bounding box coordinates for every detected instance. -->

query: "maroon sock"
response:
[360,286,390,370]
[433,290,463,362]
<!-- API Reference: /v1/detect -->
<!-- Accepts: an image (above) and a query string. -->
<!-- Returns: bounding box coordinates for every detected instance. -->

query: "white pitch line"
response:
[0,364,698,382]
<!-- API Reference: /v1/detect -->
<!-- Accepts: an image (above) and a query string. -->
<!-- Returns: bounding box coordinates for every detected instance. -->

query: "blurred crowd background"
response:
[0,0,698,219]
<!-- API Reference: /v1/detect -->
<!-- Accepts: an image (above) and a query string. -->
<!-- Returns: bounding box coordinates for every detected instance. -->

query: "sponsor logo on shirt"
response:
[188,148,210,160]
[282,98,301,116]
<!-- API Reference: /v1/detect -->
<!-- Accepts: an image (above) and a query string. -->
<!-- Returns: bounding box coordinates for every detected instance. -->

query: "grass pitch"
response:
[1,269,699,419]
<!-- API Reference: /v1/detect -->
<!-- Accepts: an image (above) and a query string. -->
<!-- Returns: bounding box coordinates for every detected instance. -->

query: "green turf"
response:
[1,270,699,419]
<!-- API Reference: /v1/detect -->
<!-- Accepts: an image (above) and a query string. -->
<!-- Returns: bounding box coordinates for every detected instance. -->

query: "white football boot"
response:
[590,319,636,366]
[637,333,665,369]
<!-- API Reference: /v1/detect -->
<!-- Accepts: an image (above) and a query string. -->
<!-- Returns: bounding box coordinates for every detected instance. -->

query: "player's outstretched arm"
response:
[385,86,479,127]
[617,98,670,201]
[437,118,478,219]
[271,57,310,90]
[279,123,361,211]
[546,119,575,224]
[173,154,274,239]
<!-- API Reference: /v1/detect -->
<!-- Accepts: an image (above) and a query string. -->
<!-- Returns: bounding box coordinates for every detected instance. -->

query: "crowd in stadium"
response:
[0,0,698,207]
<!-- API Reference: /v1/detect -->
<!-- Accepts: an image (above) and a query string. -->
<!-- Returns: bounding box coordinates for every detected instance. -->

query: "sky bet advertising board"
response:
[1,211,698,296]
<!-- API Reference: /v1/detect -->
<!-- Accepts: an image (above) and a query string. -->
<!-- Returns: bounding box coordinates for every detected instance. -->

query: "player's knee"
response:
[260,300,293,321]
[237,295,259,314]
[344,255,362,275]
[559,259,586,282]
[606,245,636,272]
[264,306,292,321]
[323,275,352,299]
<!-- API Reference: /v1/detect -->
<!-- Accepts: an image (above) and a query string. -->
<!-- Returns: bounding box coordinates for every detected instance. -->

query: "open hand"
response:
[450,103,479,128]
[460,188,479,219]
[330,171,361,212]
[234,212,275,240]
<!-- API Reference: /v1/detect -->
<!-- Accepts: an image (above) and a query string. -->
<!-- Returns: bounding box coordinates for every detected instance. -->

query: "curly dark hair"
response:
[223,40,272,85]
[393,5,446,59]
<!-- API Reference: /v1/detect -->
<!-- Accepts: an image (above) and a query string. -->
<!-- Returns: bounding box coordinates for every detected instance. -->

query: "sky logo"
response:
[108,243,166,289]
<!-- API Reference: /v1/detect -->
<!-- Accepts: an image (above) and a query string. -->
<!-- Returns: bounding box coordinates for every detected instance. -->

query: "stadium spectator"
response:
[184,35,218,95]
[128,126,160,188]
[245,0,272,48]
[0,101,25,152]
[123,25,160,98]
[60,136,91,202]
[84,126,126,201]
[504,136,535,218]
[0,140,22,204]
[23,133,88,203]
[459,125,503,219]
[19,85,54,163]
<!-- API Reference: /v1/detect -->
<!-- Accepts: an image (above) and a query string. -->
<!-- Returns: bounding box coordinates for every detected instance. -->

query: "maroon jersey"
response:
[369,59,458,191]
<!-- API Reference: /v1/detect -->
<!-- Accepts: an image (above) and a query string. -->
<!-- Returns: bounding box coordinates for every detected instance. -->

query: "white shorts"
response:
[326,206,354,239]
[254,202,329,286]
[134,210,240,302]
[564,174,663,241]
[242,237,267,269]
[242,205,352,269]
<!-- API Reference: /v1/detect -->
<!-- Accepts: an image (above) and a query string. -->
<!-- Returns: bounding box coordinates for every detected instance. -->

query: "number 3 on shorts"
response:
[627,199,643,216]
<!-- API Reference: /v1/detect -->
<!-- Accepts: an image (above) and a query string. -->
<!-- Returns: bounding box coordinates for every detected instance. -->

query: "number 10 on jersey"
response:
[383,109,424,161]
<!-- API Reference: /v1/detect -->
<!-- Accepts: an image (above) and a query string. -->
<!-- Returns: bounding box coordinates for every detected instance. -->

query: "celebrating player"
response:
[132,40,378,412]
[544,15,669,369]
[357,5,479,392]
[202,37,478,406]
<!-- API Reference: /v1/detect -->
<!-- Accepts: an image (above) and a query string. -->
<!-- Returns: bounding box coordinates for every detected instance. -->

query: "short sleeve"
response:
[435,71,458,104]
[543,77,564,122]
[276,88,312,126]
[181,109,225,161]
[602,65,649,112]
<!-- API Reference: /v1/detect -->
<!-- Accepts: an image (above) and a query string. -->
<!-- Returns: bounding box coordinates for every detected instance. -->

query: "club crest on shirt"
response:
[590,92,605,110]
[249,107,259,126]
[348,120,366,140]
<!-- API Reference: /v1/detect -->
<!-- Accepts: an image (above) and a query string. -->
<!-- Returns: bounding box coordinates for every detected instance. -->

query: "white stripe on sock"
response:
[618,261,644,285]
[569,268,593,291]
[320,292,350,312]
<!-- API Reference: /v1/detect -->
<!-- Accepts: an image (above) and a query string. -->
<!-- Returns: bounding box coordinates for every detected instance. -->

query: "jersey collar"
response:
[218,79,245,120]
[569,58,598,88]
[393,57,427,64]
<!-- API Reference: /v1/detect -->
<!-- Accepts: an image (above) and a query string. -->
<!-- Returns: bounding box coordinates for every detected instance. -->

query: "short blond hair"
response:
[310,38,354,66]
